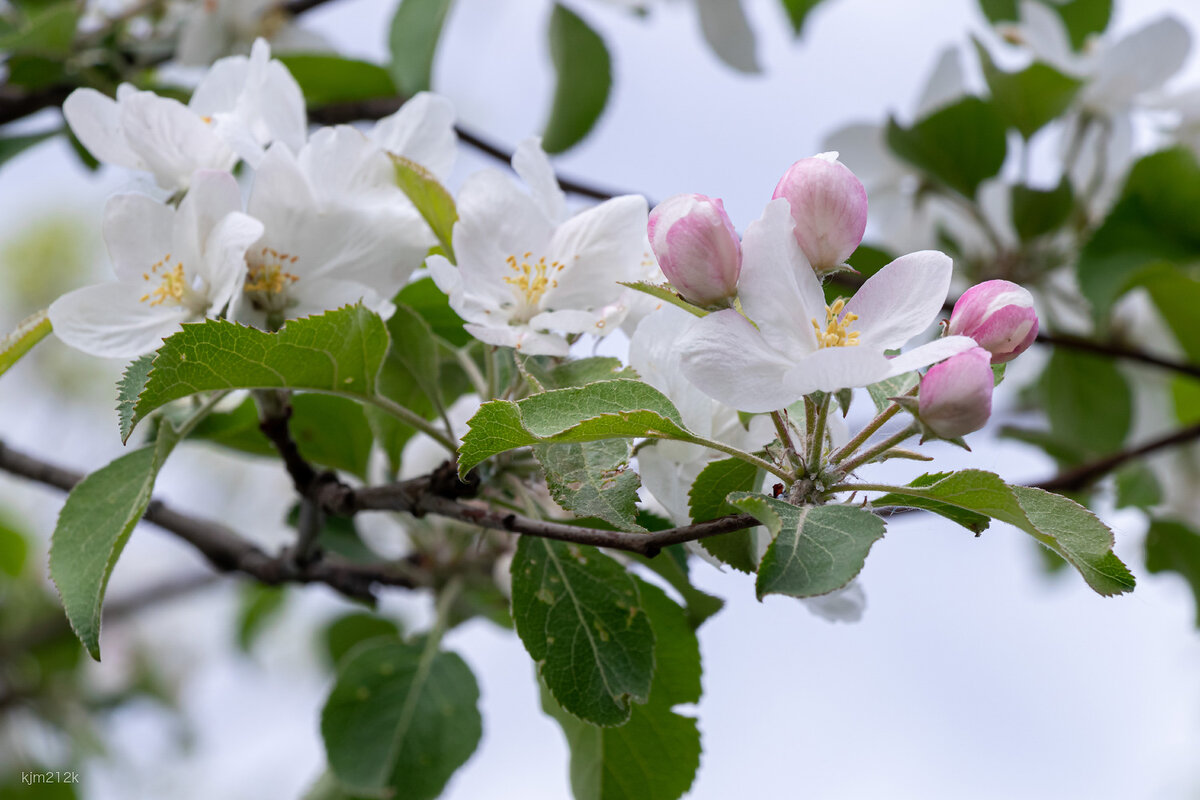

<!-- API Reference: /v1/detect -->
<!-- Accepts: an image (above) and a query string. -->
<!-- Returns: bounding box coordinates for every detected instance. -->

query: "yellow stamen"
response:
[504,253,561,310]
[141,262,188,307]
[245,247,300,296]
[811,297,861,348]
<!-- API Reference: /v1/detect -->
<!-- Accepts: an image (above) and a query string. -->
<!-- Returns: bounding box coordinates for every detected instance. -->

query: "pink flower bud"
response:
[918,347,994,439]
[648,193,741,307]
[772,152,868,274]
[947,280,1039,364]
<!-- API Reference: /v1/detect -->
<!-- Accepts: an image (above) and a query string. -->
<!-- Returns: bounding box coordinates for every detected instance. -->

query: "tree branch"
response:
[1033,422,1200,493]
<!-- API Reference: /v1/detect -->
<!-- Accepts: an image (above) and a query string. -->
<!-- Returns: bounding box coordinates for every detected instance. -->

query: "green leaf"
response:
[396,277,470,347]
[688,457,760,573]
[1130,264,1200,363]
[866,371,919,413]
[0,1,78,56]
[126,306,388,442]
[886,96,1008,198]
[977,0,1017,23]
[49,427,179,659]
[236,584,288,652]
[189,394,374,479]
[873,472,991,534]
[1011,180,1074,242]
[322,612,403,667]
[276,55,397,106]
[978,0,1111,50]
[510,538,655,726]
[1040,349,1131,459]
[390,154,457,261]
[321,636,482,797]
[387,0,455,95]
[458,379,695,477]
[975,40,1081,139]
[541,579,701,800]
[1077,147,1200,314]
[859,470,1135,596]
[116,354,155,443]
[1172,376,1200,425]
[728,495,885,599]
[0,130,56,170]
[0,517,28,578]
[536,439,645,532]
[629,545,724,629]
[1114,463,1161,510]
[380,302,443,418]
[1145,518,1200,626]
[0,308,51,378]
[779,0,824,36]
[522,356,638,391]
[618,281,708,318]
[543,3,613,153]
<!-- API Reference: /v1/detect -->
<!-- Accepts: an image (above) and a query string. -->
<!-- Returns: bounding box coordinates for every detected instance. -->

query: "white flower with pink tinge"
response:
[429,138,648,356]
[679,199,976,413]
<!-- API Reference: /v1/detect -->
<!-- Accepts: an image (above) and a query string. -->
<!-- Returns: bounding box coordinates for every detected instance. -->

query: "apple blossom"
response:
[947,280,1039,364]
[48,171,263,358]
[772,152,868,275]
[918,346,995,439]
[679,198,976,412]
[176,0,331,66]
[648,193,741,306]
[428,138,649,356]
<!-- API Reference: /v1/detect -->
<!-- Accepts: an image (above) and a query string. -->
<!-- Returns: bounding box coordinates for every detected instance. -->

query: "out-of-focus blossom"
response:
[176,0,331,66]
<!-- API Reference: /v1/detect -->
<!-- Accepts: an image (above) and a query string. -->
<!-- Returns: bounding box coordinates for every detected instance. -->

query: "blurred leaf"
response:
[0,130,56,170]
[0,1,78,56]
[1114,463,1161,510]
[1171,376,1200,425]
[236,584,288,652]
[689,456,759,573]
[977,0,1017,22]
[543,3,612,153]
[391,155,457,260]
[1146,518,1200,626]
[370,302,444,473]
[0,309,52,378]
[541,579,701,800]
[6,54,66,89]
[1011,180,1074,242]
[975,40,1080,139]
[277,55,397,106]
[0,517,28,578]
[1129,264,1200,363]
[779,0,823,35]
[388,0,455,95]
[886,97,1007,198]
[321,636,481,797]
[1040,349,1131,459]
[396,276,470,347]
[978,0,1111,50]
[1077,147,1200,314]
[322,612,401,667]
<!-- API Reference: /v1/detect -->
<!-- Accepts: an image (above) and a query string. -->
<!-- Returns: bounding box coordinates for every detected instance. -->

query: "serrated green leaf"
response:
[536,440,644,532]
[391,155,457,260]
[617,281,708,318]
[543,3,612,153]
[1145,518,1200,626]
[873,471,991,534]
[458,379,695,477]
[886,96,1008,198]
[126,306,388,442]
[728,495,885,599]
[387,0,455,95]
[858,470,1134,596]
[866,371,919,413]
[277,55,397,106]
[975,39,1081,139]
[322,613,402,668]
[689,457,760,574]
[116,354,155,442]
[523,356,638,391]
[49,426,179,659]
[321,636,481,797]
[629,544,724,629]
[541,579,701,800]
[0,308,51,378]
[511,537,655,726]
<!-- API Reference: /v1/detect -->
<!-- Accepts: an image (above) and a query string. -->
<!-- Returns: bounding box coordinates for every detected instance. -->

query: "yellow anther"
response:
[504,253,560,310]
[811,297,861,348]
[142,263,188,307]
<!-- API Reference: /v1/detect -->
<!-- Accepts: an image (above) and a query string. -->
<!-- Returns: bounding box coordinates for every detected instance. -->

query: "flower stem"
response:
[836,423,919,475]
[370,395,457,454]
[830,386,917,465]
[683,434,793,482]
[770,410,802,473]
[807,393,830,472]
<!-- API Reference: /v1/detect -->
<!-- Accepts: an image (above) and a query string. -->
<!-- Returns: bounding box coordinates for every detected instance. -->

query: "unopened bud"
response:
[947,280,1039,364]
[648,193,741,306]
[772,152,868,274]
[918,347,994,439]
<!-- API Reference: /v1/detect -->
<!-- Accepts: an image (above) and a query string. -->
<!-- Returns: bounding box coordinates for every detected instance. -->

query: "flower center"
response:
[140,256,193,308]
[811,297,861,348]
[504,252,562,319]
[245,247,300,307]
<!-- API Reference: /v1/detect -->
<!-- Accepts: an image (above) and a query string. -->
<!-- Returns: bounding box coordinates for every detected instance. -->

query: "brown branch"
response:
[1034,422,1200,493]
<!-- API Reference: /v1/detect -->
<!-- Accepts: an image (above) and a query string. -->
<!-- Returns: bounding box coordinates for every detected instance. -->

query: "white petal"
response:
[513,137,567,224]
[173,169,246,273]
[822,123,898,189]
[103,193,175,283]
[258,59,309,153]
[783,345,891,396]
[1084,16,1190,111]
[914,47,966,119]
[694,0,760,74]
[1017,0,1081,75]
[288,278,390,319]
[463,322,569,356]
[738,198,826,355]
[62,88,145,171]
[679,309,799,413]
[202,212,263,315]
[883,334,977,376]
[638,445,705,525]
[299,126,394,200]
[844,250,952,350]
[188,54,249,117]
[370,92,458,180]
[544,194,649,310]
[121,92,235,190]
[48,283,189,358]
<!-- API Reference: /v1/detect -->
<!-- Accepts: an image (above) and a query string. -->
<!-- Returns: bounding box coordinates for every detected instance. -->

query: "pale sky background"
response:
[4,0,1200,798]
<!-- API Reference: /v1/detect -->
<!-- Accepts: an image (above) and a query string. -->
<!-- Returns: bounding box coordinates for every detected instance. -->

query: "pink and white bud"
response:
[648,193,742,306]
[772,152,868,274]
[918,347,994,439]
[947,280,1039,364]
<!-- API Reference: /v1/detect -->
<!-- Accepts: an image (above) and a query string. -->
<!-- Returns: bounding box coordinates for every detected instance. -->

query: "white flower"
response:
[679,199,975,413]
[176,0,332,66]
[429,138,649,356]
[48,170,263,358]
[63,39,305,191]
